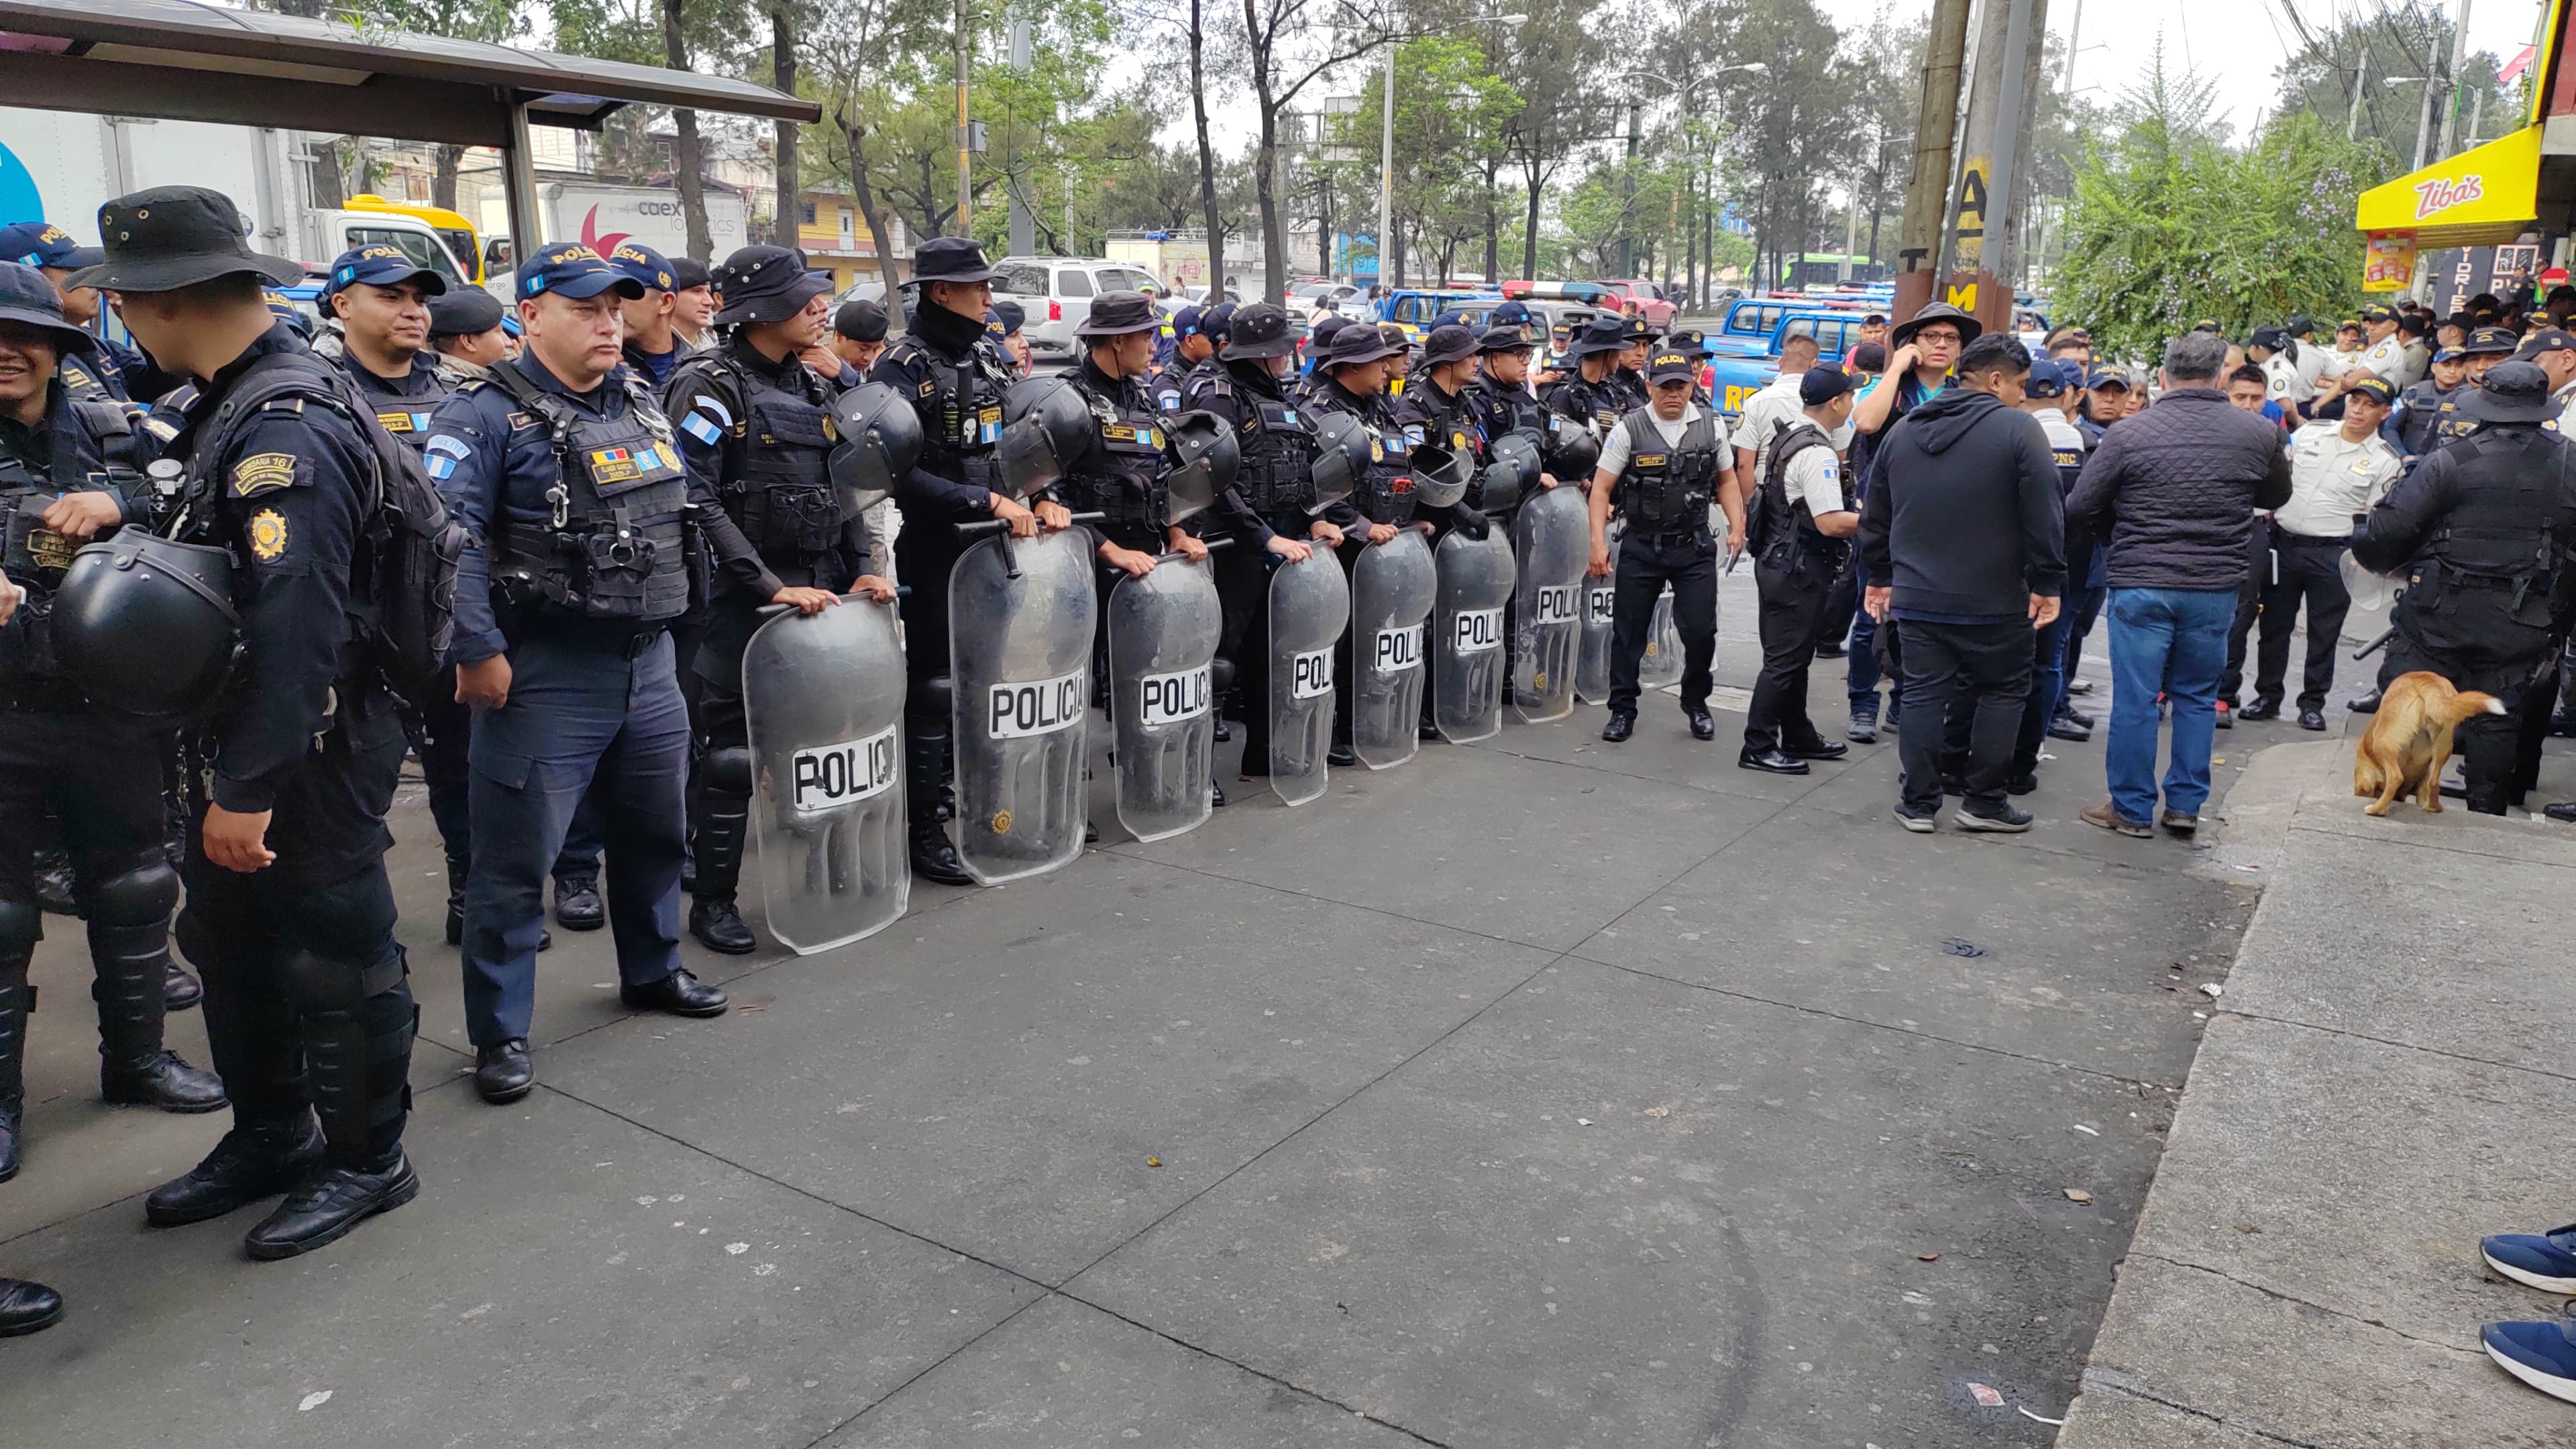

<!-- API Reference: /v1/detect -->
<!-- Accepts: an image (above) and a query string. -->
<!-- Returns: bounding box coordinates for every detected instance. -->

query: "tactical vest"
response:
[1615,407,1721,536]
[678,352,845,569]
[342,359,448,453]
[2396,381,2448,456]
[2401,424,2576,659]
[887,333,1016,494]
[1309,387,1414,526]
[1754,421,1846,564]
[1067,376,1169,539]
[1194,370,1317,521]
[482,360,694,623]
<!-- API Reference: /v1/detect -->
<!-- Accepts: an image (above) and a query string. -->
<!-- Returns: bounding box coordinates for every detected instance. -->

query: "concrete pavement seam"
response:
[2071,1374,2342,1449]
[2126,1250,2484,1358]
[1570,955,2190,1089]
[2214,1006,2576,1089]
[2286,816,2576,871]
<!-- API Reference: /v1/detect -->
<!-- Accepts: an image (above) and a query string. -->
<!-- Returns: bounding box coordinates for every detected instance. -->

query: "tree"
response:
[365,0,527,209]
[2050,55,2383,356]
[1497,0,1609,282]
[2273,7,2516,166]
[1338,34,1519,284]
[552,0,751,260]
[806,0,946,285]
[1231,0,1401,301]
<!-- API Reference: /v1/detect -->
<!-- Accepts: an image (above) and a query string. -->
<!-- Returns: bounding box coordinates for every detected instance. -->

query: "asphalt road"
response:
[0,569,2259,1448]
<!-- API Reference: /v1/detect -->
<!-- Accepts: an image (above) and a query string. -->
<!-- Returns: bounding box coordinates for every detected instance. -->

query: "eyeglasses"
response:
[1915,328,1962,345]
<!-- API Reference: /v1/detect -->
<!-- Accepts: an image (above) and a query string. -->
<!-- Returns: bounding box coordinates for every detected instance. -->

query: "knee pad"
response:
[702,744,754,795]
[280,945,408,1018]
[0,897,38,953]
[909,674,955,731]
[1210,656,1236,697]
[83,859,180,929]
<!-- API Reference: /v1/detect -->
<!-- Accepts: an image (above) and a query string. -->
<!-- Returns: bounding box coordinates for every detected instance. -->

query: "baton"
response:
[956,510,1106,579]
[2352,625,2396,661]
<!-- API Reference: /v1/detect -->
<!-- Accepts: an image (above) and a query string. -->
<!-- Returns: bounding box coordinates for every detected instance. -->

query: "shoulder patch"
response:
[918,379,938,398]
[258,396,307,415]
[231,451,299,497]
[247,507,289,561]
[506,411,537,431]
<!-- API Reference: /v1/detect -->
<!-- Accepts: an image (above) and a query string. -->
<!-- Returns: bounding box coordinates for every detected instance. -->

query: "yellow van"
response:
[343,195,486,286]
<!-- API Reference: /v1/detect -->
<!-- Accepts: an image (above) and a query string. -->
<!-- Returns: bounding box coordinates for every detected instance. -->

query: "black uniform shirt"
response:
[166,321,379,814]
[669,332,862,598]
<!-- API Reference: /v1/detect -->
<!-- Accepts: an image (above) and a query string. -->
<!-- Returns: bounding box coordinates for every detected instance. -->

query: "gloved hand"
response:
[1453,504,1490,541]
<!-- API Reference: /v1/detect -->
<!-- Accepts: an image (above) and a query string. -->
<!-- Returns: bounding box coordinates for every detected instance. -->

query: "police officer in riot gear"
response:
[1544,316,1633,467]
[871,237,1074,884]
[72,186,417,1258]
[431,241,739,1106]
[1468,323,1556,501]
[0,221,176,402]
[1393,325,1496,540]
[0,261,227,1185]
[2353,361,2576,815]
[0,551,64,1335]
[1303,320,1455,763]
[1586,344,1740,744]
[1742,365,1862,771]
[1176,302,1344,775]
[666,245,894,953]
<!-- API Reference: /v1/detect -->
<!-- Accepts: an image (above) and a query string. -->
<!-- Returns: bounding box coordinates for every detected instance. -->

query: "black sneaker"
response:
[1847,715,1878,744]
[145,1118,326,1226]
[1955,804,2034,833]
[243,1154,420,1261]
[1892,807,1936,834]
[2238,699,2282,722]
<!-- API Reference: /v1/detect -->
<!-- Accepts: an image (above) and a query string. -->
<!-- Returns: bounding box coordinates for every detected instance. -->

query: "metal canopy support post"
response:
[506,97,545,263]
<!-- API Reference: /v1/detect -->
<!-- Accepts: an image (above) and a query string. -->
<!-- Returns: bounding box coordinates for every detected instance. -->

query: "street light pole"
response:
[1377,13,1523,291]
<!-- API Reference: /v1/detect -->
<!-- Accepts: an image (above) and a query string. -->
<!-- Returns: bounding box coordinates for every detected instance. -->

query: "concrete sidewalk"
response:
[2057,731,2576,1448]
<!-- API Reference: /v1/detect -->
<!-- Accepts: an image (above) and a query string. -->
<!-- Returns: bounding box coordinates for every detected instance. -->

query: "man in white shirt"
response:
[2247,325,2309,411]
[2247,376,2403,728]
[1732,330,1822,483]
[1743,365,1860,771]
[2517,327,2576,431]
[1587,345,1739,744]
[2345,303,2410,388]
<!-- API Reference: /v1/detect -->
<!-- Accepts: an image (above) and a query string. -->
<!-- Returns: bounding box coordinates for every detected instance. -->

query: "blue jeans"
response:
[1846,551,1884,718]
[2105,587,2236,823]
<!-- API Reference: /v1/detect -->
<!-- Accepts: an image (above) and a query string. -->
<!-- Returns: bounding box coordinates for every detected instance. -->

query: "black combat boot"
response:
[0,924,28,1184]
[907,726,973,885]
[145,1115,325,1226]
[687,777,758,955]
[243,947,417,1259]
[551,872,605,932]
[91,912,227,1113]
[163,961,203,1012]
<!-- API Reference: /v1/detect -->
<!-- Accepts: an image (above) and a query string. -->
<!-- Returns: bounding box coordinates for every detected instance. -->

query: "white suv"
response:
[992,256,1170,362]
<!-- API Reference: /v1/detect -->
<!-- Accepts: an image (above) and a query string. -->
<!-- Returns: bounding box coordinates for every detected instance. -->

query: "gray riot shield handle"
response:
[755,584,911,620]
[955,511,1108,580]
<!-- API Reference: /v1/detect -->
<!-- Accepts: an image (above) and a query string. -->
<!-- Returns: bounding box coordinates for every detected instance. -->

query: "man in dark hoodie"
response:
[1860,332,2065,834]
[2065,331,2293,837]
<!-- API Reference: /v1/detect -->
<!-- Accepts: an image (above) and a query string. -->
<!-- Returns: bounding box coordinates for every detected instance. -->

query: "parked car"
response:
[831,277,923,333]
[1375,287,1506,343]
[1702,314,1872,421]
[1501,280,1618,311]
[1518,299,1598,372]
[990,256,1169,362]
[1286,280,1361,319]
[1589,279,1678,329]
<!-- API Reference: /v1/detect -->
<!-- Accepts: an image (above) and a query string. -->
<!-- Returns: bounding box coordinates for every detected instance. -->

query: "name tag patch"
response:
[586,443,677,484]
[987,670,1085,739]
[789,724,899,814]
[230,451,298,497]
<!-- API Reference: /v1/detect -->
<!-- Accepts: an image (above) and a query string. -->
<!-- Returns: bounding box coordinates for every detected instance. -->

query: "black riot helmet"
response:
[1408,435,1473,509]
[49,531,242,719]
[1161,410,1237,527]
[1548,415,1601,480]
[1481,430,1544,515]
[996,374,1094,499]
[1308,410,1371,515]
[826,382,923,517]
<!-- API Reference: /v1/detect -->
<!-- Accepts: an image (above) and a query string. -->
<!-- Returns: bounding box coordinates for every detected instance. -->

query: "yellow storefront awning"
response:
[2355,124,2544,248]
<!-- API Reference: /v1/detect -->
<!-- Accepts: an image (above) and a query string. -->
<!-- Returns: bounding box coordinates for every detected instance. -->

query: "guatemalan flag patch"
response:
[424,434,470,481]
[680,394,733,447]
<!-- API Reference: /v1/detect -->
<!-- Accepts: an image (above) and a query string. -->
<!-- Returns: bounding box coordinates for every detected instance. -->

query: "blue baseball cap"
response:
[0,221,104,271]
[1431,309,1468,331]
[323,242,447,298]
[2023,358,2071,398]
[606,240,674,293]
[991,299,1024,336]
[1172,304,1208,337]
[515,241,645,302]
[1205,300,1237,339]
[2084,363,2134,392]
[1492,299,1533,327]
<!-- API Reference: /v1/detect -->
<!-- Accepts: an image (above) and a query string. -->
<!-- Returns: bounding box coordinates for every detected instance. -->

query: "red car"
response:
[1591,279,1679,329]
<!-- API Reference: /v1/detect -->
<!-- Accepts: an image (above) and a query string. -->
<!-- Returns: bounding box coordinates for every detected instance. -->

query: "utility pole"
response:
[954,0,971,233]
[2349,52,2369,140]
[2060,0,2082,91]
[2437,0,2474,160]
[1006,20,1033,256]
[1892,0,1973,321]
[2414,67,2437,170]
[1619,98,1640,276]
[1377,44,1395,290]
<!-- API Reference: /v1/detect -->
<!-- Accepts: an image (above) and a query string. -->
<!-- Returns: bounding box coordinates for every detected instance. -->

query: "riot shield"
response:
[1108,554,1223,843]
[741,598,911,953]
[949,529,1097,885]
[1432,527,1515,744]
[1574,524,1623,704]
[1638,586,1684,691]
[1348,528,1436,769]
[1267,549,1350,806]
[2343,549,2400,618]
[1511,486,1589,722]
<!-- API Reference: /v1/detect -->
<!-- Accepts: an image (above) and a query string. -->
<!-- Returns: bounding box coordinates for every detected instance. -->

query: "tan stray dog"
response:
[2353,671,2505,816]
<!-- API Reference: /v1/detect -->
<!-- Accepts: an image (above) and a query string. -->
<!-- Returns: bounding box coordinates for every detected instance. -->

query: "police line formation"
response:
[4,183,2572,1323]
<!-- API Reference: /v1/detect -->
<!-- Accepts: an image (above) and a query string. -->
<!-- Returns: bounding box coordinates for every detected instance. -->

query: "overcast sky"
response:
[1156,0,2554,160]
